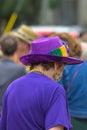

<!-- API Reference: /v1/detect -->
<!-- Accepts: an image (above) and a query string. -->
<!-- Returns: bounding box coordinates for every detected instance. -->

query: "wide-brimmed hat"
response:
[20,36,83,65]
[10,25,38,44]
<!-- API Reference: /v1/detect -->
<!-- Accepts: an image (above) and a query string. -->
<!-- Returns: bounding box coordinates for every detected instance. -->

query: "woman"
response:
[0,37,82,130]
[50,33,87,130]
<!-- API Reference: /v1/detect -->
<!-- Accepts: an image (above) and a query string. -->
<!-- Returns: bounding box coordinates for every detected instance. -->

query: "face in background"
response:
[17,39,30,58]
[13,38,30,65]
[0,49,3,59]
[81,33,87,42]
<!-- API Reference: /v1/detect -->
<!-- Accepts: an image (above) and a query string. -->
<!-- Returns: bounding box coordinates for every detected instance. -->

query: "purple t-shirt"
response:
[0,72,72,130]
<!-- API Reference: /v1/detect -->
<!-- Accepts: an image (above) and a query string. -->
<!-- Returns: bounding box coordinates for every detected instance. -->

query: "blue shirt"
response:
[61,61,87,118]
[0,72,72,130]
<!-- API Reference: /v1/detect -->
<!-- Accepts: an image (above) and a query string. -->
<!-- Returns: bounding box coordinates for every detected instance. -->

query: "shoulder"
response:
[54,82,66,97]
[41,78,66,97]
[13,63,27,74]
[5,75,26,95]
[17,64,26,71]
[63,64,79,74]
[82,61,87,65]
[64,64,74,71]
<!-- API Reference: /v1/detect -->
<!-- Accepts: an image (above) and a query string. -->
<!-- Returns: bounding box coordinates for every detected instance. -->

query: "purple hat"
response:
[20,36,83,65]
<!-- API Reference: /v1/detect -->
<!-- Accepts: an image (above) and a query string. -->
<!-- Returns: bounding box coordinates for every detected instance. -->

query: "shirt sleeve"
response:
[45,87,72,130]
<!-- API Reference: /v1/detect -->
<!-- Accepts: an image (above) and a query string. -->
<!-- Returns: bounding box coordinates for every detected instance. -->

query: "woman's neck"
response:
[30,66,55,81]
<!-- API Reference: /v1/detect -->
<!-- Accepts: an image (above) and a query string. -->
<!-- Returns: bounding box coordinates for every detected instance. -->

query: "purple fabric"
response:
[20,37,83,65]
[20,54,83,65]
[30,37,62,54]
[0,72,72,130]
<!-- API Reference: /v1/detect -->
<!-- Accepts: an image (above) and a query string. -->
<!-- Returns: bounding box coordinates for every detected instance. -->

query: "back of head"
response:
[49,32,82,57]
[0,34,18,56]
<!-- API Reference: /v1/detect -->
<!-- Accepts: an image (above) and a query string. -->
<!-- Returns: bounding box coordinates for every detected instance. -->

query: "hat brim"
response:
[20,54,83,66]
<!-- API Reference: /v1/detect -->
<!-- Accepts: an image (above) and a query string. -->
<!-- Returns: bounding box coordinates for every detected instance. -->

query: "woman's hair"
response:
[30,62,55,71]
[49,32,82,57]
[30,62,63,71]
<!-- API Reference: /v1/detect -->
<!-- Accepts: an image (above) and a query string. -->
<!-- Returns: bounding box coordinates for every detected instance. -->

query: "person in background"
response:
[78,31,87,60]
[0,34,26,112]
[50,32,87,130]
[49,32,82,58]
[79,31,87,42]
[81,42,87,60]
[9,24,38,64]
[77,31,87,60]
[0,37,83,130]
[0,40,3,59]
[8,24,38,72]
[0,50,3,59]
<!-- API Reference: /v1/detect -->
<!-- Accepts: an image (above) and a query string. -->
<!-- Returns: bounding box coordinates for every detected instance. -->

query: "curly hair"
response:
[49,32,82,57]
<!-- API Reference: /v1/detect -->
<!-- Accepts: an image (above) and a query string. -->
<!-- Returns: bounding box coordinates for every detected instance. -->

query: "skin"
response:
[14,39,30,64]
[17,39,30,58]
[53,62,65,81]
[49,125,64,130]
[81,33,87,42]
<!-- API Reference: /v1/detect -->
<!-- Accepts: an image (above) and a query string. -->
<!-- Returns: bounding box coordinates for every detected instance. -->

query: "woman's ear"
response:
[53,63,64,81]
[54,62,65,73]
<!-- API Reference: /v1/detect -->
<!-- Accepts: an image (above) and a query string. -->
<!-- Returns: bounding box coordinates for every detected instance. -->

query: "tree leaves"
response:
[48,0,64,9]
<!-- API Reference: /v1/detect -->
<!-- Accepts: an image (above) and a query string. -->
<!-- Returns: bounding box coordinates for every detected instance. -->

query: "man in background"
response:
[9,24,38,71]
[0,34,26,112]
[10,24,38,64]
[79,31,87,60]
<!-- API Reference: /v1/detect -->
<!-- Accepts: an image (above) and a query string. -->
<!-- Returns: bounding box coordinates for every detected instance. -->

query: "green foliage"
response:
[1,0,18,16]
[0,0,41,26]
[49,0,64,9]
[19,0,41,24]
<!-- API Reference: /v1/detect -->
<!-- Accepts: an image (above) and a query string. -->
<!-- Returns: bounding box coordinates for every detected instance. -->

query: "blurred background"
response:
[0,0,87,35]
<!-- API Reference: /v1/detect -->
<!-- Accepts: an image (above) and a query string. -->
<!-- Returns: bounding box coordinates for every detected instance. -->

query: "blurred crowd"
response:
[0,24,87,130]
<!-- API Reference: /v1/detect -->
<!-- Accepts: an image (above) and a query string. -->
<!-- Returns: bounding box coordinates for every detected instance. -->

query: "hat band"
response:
[50,45,68,57]
[16,31,33,42]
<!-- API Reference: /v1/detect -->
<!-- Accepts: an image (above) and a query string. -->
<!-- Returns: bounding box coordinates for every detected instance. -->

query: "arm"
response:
[49,125,64,130]
[45,87,72,130]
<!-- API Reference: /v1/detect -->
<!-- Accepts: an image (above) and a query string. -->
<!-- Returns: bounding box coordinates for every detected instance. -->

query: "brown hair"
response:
[49,32,82,57]
[30,62,64,71]
[30,62,55,71]
[0,34,18,56]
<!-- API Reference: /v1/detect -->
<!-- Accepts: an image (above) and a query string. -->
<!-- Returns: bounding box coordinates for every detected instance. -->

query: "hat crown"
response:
[18,25,38,39]
[30,37,66,55]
